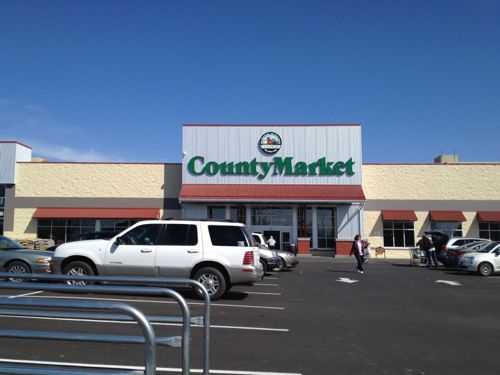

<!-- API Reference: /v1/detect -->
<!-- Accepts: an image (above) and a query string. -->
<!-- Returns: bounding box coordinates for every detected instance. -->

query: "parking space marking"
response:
[7,291,44,299]
[245,291,281,296]
[0,359,302,374]
[255,283,279,287]
[0,294,285,310]
[0,315,289,332]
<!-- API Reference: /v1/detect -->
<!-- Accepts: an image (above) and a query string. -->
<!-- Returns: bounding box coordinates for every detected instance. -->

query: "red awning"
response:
[477,211,500,222]
[381,210,417,221]
[33,207,160,219]
[429,210,466,222]
[179,184,366,202]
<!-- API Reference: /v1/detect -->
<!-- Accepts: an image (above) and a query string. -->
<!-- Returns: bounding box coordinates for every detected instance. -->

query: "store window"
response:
[37,219,96,245]
[37,218,140,245]
[383,221,415,247]
[430,222,462,237]
[317,207,336,249]
[479,222,500,241]
[251,207,293,226]
[100,219,139,233]
[208,206,226,220]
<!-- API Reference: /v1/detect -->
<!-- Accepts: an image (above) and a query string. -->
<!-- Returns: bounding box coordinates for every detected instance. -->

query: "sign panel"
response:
[182,125,362,185]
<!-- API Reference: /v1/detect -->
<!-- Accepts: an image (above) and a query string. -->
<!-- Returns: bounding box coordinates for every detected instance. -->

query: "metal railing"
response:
[0,296,157,375]
[0,273,211,375]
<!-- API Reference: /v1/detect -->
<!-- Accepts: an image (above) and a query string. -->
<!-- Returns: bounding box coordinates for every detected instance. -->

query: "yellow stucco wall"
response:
[363,164,500,258]
[7,162,179,239]
[363,164,500,200]
[15,163,166,198]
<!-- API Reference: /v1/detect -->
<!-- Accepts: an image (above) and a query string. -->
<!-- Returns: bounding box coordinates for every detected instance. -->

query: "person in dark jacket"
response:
[417,235,437,268]
[350,234,365,273]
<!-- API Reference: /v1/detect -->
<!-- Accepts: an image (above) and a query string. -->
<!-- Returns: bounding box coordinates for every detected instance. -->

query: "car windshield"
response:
[477,242,500,253]
[0,236,26,250]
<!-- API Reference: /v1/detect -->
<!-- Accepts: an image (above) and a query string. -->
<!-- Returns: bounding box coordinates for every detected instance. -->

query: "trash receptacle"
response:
[288,243,297,255]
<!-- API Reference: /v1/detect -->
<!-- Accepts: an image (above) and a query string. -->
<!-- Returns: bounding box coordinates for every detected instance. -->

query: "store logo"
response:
[259,132,282,154]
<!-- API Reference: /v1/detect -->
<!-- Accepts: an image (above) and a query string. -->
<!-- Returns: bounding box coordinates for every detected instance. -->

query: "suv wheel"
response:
[63,261,95,285]
[194,267,226,301]
[478,262,493,276]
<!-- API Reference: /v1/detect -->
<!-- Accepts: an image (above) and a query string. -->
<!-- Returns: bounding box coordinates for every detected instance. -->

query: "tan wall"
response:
[7,162,181,239]
[363,164,500,200]
[16,163,166,198]
[363,164,500,258]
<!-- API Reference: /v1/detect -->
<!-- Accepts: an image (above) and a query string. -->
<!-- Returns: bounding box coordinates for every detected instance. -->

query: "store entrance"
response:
[263,230,280,249]
[262,230,291,251]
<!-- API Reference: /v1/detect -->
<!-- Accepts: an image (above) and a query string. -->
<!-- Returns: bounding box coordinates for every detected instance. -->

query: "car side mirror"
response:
[115,236,124,246]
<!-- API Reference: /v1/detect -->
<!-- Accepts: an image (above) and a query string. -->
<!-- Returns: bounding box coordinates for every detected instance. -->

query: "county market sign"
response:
[187,131,356,181]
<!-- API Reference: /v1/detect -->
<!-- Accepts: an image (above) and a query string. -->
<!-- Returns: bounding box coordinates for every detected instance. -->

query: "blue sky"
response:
[1,0,499,163]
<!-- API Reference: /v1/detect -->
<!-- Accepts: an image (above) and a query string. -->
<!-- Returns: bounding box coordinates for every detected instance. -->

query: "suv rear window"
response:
[209,225,250,247]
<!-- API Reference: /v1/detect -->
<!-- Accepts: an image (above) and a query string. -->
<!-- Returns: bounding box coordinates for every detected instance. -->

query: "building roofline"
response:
[364,162,500,166]
[183,123,361,127]
[18,161,181,166]
[0,141,32,149]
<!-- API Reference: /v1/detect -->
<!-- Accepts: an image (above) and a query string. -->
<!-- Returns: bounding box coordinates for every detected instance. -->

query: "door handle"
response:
[187,249,199,254]
[140,249,152,253]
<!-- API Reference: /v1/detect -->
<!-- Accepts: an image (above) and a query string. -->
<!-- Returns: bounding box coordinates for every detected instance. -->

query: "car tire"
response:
[63,261,95,285]
[273,257,285,272]
[478,262,493,276]
[259,259,268,274]
[6,261,31,282]
[194,267,227,301]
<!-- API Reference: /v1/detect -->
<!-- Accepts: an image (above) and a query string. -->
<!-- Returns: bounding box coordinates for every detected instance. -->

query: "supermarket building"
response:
[1,124,499,257]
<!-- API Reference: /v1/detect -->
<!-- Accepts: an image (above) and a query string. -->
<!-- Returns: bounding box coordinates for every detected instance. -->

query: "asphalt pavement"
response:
[0,256,498,375]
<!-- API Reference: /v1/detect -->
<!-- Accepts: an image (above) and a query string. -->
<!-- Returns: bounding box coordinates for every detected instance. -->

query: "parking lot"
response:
[0,256,499,375]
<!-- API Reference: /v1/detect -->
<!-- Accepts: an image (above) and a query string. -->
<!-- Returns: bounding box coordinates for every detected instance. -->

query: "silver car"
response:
[458,241,500,276]
[273,249,299,271]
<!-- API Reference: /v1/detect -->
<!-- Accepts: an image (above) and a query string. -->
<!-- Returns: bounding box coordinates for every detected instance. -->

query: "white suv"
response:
[51,220,263,300]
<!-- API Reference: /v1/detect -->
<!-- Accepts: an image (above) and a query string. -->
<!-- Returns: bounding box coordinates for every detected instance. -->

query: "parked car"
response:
[458,241,500,276]
[446,240,491,268]
[252,232,299,271]
[0,235,52,280]
[425,231,484,266]
[51,220,263,300]
[256,244,280,273]
[273,249,299,271]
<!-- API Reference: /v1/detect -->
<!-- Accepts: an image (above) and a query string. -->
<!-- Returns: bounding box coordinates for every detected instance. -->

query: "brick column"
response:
[297,237,311,254]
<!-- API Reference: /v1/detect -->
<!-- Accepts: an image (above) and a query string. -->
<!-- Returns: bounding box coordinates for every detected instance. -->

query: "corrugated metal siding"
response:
[182,125,362,185]
[0,143,32,184]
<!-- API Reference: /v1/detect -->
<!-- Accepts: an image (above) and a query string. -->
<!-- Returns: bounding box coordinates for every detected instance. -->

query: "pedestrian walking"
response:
[350,234,365,273]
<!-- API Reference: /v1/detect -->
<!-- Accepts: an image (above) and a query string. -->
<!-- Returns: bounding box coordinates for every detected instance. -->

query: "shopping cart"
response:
[409,247,427,266]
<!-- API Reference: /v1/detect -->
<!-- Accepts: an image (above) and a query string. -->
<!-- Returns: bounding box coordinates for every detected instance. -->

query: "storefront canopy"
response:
[33,207,160,219]
[179,184,366,202]
[429,210,466,222]
[381,210,418,221]
[477,211,500,222]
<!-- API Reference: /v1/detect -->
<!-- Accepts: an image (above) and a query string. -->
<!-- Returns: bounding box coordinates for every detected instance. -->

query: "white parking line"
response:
[7,291,44,299]
[0,359,302,374]
[255,283,279,287]
[0,315,289,332]
[0,294,285,310]
[245,291,281,296]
